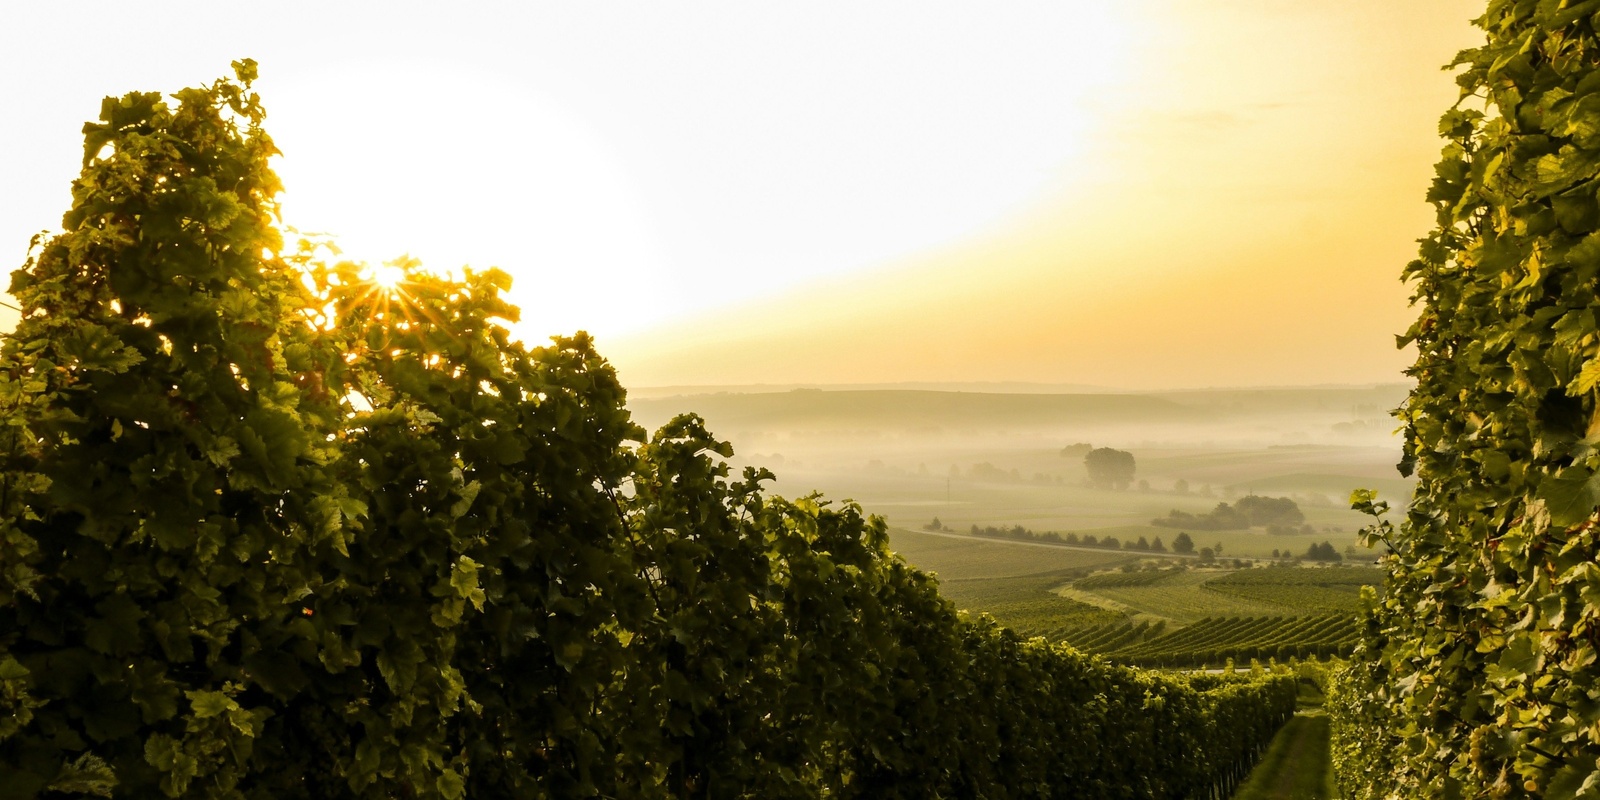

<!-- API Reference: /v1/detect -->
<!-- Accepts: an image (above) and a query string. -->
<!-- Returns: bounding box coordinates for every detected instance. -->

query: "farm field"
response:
[887,527,1135,579]
[1061,569,1292,624]
[1206,567,1375,613]
[888,529,1381,666]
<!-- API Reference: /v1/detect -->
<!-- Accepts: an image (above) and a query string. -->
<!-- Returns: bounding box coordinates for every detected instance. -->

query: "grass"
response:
[1229,713,1336,800]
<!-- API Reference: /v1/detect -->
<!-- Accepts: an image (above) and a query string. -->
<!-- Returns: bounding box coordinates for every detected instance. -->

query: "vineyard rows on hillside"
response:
[888,539,1383,668]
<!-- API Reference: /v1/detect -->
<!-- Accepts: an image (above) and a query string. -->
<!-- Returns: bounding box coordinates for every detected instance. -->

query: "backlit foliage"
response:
[1331,4,1600,798]
[0,63,1297,799]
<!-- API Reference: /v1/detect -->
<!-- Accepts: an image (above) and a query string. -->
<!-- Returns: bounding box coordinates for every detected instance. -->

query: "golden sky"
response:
[606,1,1488,389]
[0,2,1484,389]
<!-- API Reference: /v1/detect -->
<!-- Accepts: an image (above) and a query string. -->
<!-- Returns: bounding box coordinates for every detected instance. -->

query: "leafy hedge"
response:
[0,63,1295,799]
[1331,3,1600,798]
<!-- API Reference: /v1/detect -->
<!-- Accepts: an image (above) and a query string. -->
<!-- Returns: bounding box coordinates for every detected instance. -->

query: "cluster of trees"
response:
[1084,447,1136,490]
[0,64,1299,800]
[1299,542,1343,563]
[961,523,1167,553]
[1151,495,1304,531]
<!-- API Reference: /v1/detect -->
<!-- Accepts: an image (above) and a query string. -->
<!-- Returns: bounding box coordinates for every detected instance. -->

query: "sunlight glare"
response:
[263,62,670,344]
[364,261,407,292]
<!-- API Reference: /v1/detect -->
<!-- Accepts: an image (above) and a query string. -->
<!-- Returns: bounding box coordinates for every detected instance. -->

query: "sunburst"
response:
[363,261,407,293]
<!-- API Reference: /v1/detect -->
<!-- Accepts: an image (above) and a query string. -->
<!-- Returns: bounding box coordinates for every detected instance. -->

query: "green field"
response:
[887,528,1381,666]
[1106,615,1359,667]
[1061,569,1293,624]
[1206,567,1377,613]
[887,528,1134,579]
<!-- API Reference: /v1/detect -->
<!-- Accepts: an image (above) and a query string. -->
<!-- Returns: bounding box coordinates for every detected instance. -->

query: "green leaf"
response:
[186,690,237,720]
[437,769,466,800]
[1545,761,1600,800]
[1537,467,1600,527]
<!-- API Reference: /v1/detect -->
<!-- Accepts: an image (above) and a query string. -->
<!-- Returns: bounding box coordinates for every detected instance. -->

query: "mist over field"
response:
[628,383,1411,561]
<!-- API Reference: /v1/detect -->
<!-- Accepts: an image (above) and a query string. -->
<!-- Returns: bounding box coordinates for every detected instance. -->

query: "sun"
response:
[363,261,407,292]
[263,62,668,343]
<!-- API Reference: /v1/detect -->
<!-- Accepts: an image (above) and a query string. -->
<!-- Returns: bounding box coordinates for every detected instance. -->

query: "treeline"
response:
[935,519,1168,553]
[0,66,1297,799]
[1151,495,1306,532]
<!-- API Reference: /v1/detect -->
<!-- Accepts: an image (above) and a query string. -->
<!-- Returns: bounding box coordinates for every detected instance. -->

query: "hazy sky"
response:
[1,2,1483,389]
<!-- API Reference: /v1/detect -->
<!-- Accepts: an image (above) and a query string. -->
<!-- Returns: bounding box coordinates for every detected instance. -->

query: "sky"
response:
[0,2,1485,390]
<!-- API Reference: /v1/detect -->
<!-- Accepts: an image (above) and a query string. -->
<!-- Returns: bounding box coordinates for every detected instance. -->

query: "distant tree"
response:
[1060,442,1093,458]
[1172,532,1196,555]
[1135,536,1151,551]
[1151,502,1249,530]
[924,517,943,531]
[1064,532,1081,545]
[1137,479,1151,492]
[1304,541,1343,562]
[1101,536,1121,550]
[1081,534,1099,547]
[1173,478,1190,494]
[1233,495,1305,527]
[1151,536,1166,553]
[1084,447,1136,490]
[1198,547,1216,564]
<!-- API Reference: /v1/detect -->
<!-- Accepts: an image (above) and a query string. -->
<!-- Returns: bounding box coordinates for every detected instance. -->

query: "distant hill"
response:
[628,388,1209,434]
[627,384,1410,442]
[626,381,1116,399]
[1144,385,1410,415]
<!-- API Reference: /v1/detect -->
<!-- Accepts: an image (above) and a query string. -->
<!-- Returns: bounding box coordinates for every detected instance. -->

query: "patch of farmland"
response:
[1202,566,1382,613]
[887,528,1133,579]
[1061,569,1292,624]
[937,572,1124,640]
